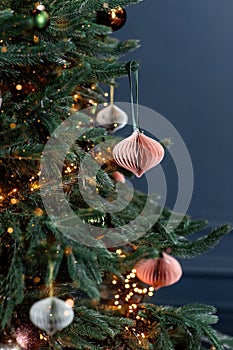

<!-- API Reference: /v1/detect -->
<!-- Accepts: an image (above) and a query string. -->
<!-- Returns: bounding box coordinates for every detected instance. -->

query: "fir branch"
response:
[76,36,139,58]
[67,254,100,299]
[155,327,175,350]
[139,221,232,259]
[0,243,25,329]
[55,305,132,349]
[142,303,224,350]
[0,41,76,68]
[0,143,43,159]
[121,246,159,271]
[174,218,209,237]
[0,13,33,33]
[90,60,139,81]
[105,39,140,57]
[213,331,233,349]
[171,224,232,258]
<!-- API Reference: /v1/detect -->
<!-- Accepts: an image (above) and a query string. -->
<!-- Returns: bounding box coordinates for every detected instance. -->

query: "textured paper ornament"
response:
[111,171,126,183]
[113,129,164,177]
[29,297,74,335]
[136,253,182,290]
[96,104,128,133]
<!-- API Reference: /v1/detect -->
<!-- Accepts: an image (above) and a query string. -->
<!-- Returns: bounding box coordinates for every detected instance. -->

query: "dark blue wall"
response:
[114,0,233,335]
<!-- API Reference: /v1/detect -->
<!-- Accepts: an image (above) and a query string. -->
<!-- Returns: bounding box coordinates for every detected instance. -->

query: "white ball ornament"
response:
[96,104,128,133]
[29,297,74,336]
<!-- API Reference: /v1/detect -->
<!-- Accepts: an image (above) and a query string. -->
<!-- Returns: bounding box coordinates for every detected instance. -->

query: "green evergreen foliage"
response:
[141,304,222,350]
[0,0,232,349]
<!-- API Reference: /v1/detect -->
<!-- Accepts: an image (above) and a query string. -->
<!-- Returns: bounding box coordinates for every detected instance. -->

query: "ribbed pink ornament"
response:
[112,129,164,177]
[135,253,182,290]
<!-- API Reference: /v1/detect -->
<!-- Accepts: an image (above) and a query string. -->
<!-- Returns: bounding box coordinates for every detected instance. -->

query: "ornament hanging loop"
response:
[48,260,55,297]
[126,62,139,131]
[110,79,115,105]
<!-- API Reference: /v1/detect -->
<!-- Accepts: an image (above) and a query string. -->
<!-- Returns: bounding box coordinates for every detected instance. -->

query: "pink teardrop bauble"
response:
[112,129,164,178]
[111,171,126,183]
[135,253,182,290]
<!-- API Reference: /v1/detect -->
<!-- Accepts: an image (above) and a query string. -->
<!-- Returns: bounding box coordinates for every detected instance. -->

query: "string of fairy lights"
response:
[108,249,156,346]
[0,171,42,210]
[0,104,119,212]
[112,266,155,314]
[0,79,114,210]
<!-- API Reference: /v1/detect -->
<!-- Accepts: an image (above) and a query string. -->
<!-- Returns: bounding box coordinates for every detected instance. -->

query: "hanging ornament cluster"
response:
[29,297,74,335]
[31,4,50,29]
[136,253,183,290]
[96,5,127,31]
[113,129,164,178]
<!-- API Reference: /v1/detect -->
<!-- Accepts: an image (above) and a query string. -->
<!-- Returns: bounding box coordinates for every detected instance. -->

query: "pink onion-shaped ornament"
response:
[136,253,182,290]
[111,171,126,183]
[112,129,164,177]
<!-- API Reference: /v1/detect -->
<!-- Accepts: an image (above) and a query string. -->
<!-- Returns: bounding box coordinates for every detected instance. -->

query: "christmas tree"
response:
[0,0,232,349]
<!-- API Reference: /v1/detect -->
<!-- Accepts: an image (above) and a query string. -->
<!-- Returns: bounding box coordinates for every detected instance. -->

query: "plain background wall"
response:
[114,0,233,335]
